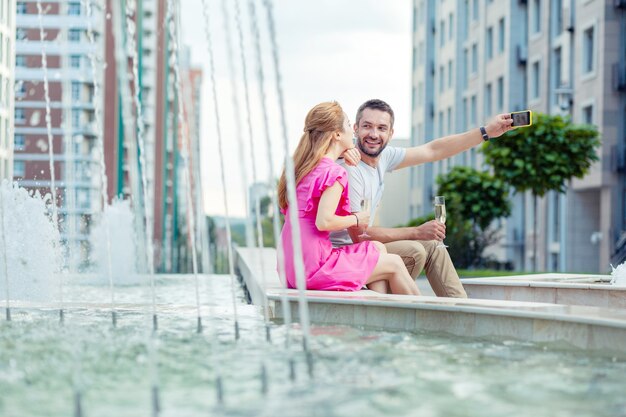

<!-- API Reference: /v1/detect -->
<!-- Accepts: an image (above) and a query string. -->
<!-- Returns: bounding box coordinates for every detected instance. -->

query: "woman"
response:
[277,102,420,295]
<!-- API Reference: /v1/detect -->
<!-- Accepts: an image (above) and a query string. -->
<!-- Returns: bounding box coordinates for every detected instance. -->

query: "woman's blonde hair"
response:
[278,101,346,210]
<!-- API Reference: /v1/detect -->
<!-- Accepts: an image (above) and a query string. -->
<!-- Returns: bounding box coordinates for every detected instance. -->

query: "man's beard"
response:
[357,137,387,158]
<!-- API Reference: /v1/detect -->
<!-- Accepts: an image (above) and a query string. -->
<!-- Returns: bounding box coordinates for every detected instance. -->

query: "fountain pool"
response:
[1,275,626,417]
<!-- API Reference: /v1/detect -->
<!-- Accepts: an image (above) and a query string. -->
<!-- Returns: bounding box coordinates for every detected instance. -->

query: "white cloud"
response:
[181,0,412,217]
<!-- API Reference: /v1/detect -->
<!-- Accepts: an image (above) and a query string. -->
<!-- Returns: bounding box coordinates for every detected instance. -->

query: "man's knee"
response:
[404,241,427,261]
[385,241,426,278]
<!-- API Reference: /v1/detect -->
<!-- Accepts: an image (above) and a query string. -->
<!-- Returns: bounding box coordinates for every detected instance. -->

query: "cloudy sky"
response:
[180,0,412,217]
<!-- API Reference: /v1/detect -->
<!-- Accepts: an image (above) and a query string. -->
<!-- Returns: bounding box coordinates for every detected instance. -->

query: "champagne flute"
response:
[357,199,371,238]
[434,196,448,248]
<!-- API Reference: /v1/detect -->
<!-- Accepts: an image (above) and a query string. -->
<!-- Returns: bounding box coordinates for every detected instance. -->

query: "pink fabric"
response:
[278,158,379,291]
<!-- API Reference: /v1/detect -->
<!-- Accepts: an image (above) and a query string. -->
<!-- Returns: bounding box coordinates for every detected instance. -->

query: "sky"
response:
[180,0,412,217]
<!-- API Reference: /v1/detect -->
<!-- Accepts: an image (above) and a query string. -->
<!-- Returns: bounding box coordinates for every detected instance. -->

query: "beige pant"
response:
[384,240,467,298]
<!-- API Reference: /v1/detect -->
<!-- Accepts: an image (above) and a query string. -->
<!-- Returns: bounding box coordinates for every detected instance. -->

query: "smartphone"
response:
[511,110,532,127]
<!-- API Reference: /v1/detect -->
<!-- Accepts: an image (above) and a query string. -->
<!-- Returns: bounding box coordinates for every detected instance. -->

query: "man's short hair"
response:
[355,99,395,128]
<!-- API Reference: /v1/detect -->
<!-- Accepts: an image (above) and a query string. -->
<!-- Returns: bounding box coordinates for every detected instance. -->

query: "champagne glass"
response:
[357,199,371,238]
[434,195,448,248]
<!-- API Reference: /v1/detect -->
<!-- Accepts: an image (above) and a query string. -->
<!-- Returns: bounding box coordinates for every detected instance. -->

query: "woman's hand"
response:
[351,210,370,231]
[341,147,361,167]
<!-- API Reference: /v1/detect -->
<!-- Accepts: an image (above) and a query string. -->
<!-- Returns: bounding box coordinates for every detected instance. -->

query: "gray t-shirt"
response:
[329,146,406,247]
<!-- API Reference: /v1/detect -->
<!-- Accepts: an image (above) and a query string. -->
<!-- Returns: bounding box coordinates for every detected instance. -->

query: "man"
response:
[330,99,513,297]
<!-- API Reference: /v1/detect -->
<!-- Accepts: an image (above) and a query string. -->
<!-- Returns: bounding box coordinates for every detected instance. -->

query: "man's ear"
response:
[388,127,394,140]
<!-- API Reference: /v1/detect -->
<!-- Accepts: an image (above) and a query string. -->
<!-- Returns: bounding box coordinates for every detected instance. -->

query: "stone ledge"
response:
[235,247,626,355]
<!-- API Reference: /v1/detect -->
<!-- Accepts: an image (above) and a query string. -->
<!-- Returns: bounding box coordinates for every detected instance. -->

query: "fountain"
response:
[0,181,60,301]
[89,199,138,285]
[4,0,626,416]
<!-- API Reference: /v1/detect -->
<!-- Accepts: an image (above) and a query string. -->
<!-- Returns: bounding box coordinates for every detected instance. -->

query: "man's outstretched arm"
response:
[395,114,513,170]
[349,220,446,244]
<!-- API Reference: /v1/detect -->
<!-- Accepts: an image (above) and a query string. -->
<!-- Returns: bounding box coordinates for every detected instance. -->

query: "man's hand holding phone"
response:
[511,110,533,128]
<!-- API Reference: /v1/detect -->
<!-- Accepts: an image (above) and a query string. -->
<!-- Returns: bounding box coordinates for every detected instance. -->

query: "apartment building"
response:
[103,0,197,272]
[0,0,15,181]
[411,0,626,272]
[14,1,104,270]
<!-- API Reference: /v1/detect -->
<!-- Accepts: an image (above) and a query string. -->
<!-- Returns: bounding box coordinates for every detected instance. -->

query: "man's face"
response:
[354,108,394,158]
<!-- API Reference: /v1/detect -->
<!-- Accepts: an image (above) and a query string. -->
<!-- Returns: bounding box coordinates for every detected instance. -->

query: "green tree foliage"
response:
[481,113,601,269]
[433,166,511,268]
[482,113,600,196]
[436,166,511,230]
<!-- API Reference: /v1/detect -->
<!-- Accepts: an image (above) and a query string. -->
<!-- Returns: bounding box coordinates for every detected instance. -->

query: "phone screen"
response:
[511,111,531,127]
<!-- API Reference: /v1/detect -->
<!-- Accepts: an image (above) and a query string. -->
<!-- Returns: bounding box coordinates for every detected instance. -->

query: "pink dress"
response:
[278,157,380,291]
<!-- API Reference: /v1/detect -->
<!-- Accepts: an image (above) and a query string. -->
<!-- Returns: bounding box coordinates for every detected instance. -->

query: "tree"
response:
[435,166,511,268]
[482,113,601,270]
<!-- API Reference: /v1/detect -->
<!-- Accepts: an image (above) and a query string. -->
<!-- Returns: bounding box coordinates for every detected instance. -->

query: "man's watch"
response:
[479,126,489,141]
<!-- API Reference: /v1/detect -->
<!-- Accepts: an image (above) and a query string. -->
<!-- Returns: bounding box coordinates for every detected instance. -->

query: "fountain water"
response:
[0,181,60,301]
[261,0,314,376]
[200,0,241,341]
[123,0,158,331]
[36,0,63,323]
[0,182,10,321]
[231,0,275,343]
[83,0,117,327]
[611,262,626,285]
[90,199,138,285]
[166,0,203,334]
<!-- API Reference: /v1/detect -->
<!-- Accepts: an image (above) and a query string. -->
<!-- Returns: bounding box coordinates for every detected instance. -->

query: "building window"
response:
[470,95,476,125]
[497,76,504,111]
[448,60,453,89]
[555,47,562,89]
[14,134,25,151]
[498,18,505,53]
[71,82,81,100]
[438,111,444,137]
[68,2,81,15]
[532,0,541,34]
[439,65,444,92]
[583,26,595,74]
[72,110,81,128]
[68,29,81,42]
[463,48,469,86]
[582,104,593,124]
[554,0,563,34]
[15,108,25,123]
[462,97,468,130]
[440,20,445,47]
[486,27,493,61]
[17,2,27,14]
[418,82,423,104]
[16,28,27,41]
[417,41,424,65]
[471,43,478,73]
[485,83,492,116]
[447,107,452,135]
[472,0,479,21]
[531,61,540,99]
[448,13,454,40]
[70,55,81,68]
[77,189,90,209]
[14,161,25,177]
[16,55,26,67]
[15,81,26,97]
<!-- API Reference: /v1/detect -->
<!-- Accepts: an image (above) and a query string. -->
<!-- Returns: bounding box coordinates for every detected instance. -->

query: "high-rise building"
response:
[103,0,195,272]
[173,47,204,273]
[0,0,15,181]
[14,1,104,270]
[411,0,626,272]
